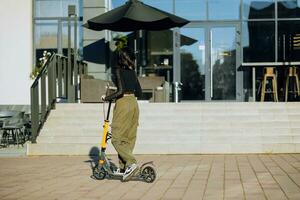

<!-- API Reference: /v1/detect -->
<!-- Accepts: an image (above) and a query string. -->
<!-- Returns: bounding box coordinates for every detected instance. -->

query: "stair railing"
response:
[30,53,87,143]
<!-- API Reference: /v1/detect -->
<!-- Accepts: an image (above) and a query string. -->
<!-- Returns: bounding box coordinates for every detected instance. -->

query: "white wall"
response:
[0,0,33,105]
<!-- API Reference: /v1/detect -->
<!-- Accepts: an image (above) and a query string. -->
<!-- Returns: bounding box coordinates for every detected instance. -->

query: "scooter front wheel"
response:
[93,166,107,180]
[141,165,156,183]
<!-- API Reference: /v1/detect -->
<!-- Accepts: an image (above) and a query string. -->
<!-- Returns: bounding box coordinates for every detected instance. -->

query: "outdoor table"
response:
[0,111,14,146]
[0,111,24,147]
[0,110,21,129]
[240,62,300,101]
[0,112,13,126]
[0,110,18,119]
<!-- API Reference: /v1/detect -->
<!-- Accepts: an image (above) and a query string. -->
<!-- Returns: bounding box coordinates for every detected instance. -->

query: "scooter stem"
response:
[101,100,112,152]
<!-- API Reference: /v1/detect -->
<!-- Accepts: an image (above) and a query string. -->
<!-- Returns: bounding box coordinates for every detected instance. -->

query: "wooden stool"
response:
[261,67,278,102]
[285,66,300,101]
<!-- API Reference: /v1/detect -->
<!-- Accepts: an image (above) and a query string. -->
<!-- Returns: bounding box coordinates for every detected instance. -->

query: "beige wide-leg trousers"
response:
[111,95,139,169]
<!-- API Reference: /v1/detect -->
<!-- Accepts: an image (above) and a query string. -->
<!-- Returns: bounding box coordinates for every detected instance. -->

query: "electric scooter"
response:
[93,87,156,183]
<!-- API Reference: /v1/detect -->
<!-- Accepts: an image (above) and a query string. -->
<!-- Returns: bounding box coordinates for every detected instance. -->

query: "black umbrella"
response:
[83,38,108,64]
[126,30,197,48]
[83,0,190,31]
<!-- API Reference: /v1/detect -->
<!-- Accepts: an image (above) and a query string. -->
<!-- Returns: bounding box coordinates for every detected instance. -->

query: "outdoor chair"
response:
[138,76,169,102]
[2,112,25,147]
[0,121,4,147]
[23,113,31,141]
[0,110,19,147]
[80,75,114,103]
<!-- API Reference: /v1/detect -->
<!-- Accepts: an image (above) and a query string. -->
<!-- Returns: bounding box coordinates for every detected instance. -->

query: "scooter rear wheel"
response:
[93,166,107,180]
[141,166,156,183]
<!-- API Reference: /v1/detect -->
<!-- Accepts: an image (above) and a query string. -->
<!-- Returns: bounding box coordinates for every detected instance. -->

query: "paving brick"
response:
[139,180,173,200]
[182,179,206,200]
[271,155,299,174]
[224,179,244,199]
[273,175,300,199]
[1,155,300,200]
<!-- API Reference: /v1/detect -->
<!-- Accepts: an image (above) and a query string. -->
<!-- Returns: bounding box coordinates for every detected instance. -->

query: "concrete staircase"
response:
[27,102,300,155]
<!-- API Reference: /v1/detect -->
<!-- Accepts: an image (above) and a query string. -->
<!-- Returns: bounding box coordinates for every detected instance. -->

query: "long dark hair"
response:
[118,47,136,70]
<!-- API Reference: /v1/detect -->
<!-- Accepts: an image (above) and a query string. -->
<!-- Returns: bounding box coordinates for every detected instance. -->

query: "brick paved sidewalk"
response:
[1,154,300,200]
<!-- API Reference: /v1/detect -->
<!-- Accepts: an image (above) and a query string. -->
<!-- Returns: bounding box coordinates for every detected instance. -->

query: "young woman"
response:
[103,47,142,181]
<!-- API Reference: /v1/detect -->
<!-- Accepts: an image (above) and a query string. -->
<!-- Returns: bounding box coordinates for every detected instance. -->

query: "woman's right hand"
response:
[101,95,106,101]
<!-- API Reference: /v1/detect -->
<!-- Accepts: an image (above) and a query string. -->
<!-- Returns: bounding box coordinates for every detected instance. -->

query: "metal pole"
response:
[74,14,78,100]
[52,56,57,108]
[30,86,39,143]
[252,67,256,102]
[67,13,71,102]
[57,19,63,54]
[48,60,53,109]
[57,56,63,97]
[41,74,46,120]
[63,58,67,98]
[67,6,76,103]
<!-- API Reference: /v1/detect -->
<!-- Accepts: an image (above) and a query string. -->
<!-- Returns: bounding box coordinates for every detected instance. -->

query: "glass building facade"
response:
[34,0,83,64]
[34,0,300,102]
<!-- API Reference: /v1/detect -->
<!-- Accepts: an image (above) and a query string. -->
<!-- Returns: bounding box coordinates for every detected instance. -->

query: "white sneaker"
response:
[122,163,139,181]
[115,168,125,174]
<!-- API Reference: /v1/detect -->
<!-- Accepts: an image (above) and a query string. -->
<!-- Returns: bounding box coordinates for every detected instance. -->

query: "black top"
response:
[105,68,142,101]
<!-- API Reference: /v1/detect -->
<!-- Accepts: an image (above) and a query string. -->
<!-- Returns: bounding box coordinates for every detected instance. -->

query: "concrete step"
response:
[27,142,300,155]
[27,102,300,155]
[38,126,299,137]
[36,135,299,144]
[47,111,300,121]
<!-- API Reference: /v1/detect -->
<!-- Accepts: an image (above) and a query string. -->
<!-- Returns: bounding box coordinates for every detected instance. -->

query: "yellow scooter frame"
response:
[93,89,157,183]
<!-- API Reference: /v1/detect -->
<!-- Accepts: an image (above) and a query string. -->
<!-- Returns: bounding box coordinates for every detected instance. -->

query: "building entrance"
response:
[207,25,239,100]
[180,23,242,101]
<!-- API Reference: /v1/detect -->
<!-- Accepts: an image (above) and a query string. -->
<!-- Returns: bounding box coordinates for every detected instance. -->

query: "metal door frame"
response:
[204,22,242,101]
[179,22,242,101]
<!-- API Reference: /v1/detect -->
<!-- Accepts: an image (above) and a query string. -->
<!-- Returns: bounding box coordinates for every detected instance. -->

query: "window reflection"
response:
[243,0,275,19]
[278,0,300,18]
[35,0,81,17]
[180,28,205,100]
[243,21,275,62]
[211,27,236,100]
[208,0,240,20]
[35,21,58,63]
[35,0,82,64]
[278,21,300,62]
[111,0,127,8]
[143,0,173,13]
[175,0,206,20]
[146,30,174,82]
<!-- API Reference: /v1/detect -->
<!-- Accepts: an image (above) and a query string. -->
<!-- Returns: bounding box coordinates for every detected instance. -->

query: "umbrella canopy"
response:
[83,38,109,64]
[83,0,190,32]
[126,30,197,48]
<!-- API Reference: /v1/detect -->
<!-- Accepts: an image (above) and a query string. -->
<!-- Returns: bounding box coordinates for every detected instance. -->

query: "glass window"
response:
[34,0,83,63]
[180,28,205,100]
[242,21,275,62]
[242,0,275,19]
[278,21,300,62]
[208,0,240,20]
[143,0,173,13]
[278,0,300,18]
[211,27,237,100]
[35,0,81,17]
[111,0,127,8]
[146,30,174,82]
[175,0,206,20]
[35,20,58,64]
